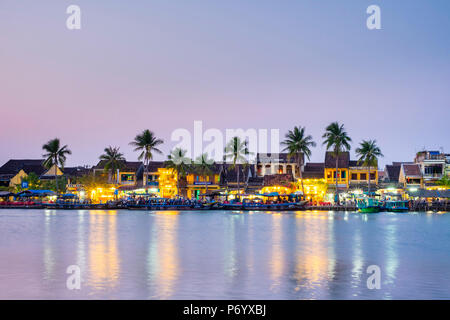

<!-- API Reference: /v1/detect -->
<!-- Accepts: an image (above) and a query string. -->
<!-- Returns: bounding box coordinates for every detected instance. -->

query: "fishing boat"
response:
[126,197,214,210]
[357,197,382,213]
[384,200,409,212]
[219,192,306,211]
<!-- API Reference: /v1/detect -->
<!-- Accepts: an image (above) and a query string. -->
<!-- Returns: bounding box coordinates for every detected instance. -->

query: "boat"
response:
[126,198,214,210]
[219,193,307,211]
[384,200,409,212]
[357,197,382,213]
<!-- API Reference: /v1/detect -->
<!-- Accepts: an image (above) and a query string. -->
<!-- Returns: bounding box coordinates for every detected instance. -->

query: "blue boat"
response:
[384,200,409,212]
[357,197,382,213]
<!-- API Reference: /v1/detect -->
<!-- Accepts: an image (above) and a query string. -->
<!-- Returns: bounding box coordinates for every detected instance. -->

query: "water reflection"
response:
[147,211,179,299]
[2,210,450,299]
[270,214,284,292]
[88,211,120,291]
[293,212,334,298]
[43,211,56,280]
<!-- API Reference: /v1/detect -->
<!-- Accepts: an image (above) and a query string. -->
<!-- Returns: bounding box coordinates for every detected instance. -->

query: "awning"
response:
[59,193,78,199]
[406,189,450,198]
[16,190,56,197]
[0,191,14,197]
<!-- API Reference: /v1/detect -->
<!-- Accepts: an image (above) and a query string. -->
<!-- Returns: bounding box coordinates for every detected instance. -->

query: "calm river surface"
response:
[0,209,449,299]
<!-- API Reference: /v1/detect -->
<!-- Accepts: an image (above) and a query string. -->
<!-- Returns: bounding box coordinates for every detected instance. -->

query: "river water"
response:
[0,209,449,299]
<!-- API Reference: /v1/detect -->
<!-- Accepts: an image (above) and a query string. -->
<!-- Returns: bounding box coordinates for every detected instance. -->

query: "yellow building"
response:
[348,161,378,188]
[324,151,350,189]
[185,173,220,199]
[157,168,178,198]
[324,152,378,191]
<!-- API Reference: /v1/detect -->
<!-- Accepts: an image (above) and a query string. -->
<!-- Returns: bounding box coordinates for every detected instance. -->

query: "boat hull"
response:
[387,208,409,213]
[358,207,381,213]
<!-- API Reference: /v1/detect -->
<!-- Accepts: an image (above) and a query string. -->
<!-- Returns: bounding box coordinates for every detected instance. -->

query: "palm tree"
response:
[281,126,316,195]
[99,146,125,184]
[42,138,72,194]
[355,140,383,193]
[165,148,190,196]
[224,137,251,194]
[130,130,163,191]
[194,153,214,195]
[322,122,352,204]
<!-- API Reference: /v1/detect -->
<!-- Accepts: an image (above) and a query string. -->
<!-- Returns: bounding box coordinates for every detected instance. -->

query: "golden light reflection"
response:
[88,211,120,290]
[43,211,55,280]
[147,213,179,299]
[270,214,284,291]
[293,212,334,294]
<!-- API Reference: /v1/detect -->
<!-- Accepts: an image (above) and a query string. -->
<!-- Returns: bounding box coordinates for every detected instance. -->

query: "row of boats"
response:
[1,198,408,212]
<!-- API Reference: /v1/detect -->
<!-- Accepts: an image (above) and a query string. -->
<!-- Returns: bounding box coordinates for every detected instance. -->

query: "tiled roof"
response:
[263,174,294,186]
[385,165,401,182]
[0,159,46,176]
[63,167,90,177]
[324,152,350,168]
[93,160,143,172]
[303,162,324,179]
[402,164,422,177]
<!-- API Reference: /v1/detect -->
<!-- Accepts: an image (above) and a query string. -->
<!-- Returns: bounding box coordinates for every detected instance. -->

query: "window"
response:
[370,173,376,180]
[121,174,134,181]
[351,173,358,180]
[341,171,346,179]
[360,173,367,180]
[327,171,332,179]
[257,165,262,175]
[286,165,292,175]
[277,165,283,174]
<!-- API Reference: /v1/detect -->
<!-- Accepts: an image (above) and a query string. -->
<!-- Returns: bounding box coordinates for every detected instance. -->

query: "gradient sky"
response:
[1,0,449,168]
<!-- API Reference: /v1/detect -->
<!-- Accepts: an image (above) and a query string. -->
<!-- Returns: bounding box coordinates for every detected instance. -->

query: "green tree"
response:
[18,172,41,191]
[281,126,316,195]
[322,122,352,204]
[437,175,450,187]
[355,139,383,193]
[42,138,71,194]
[165,148,190,197]
[129,130,163,191]
[99,146,125,184]
[194,153,214,195]
[224,137,251,194]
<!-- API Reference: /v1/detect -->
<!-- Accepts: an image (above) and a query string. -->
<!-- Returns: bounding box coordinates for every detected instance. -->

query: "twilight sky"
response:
[1,0,449,168]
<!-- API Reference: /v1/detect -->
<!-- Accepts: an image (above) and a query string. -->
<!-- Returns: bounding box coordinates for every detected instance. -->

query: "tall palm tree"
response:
[281,126,316,195]
[165,148,190,196]
[322,122,352,204]
[224,137,251,194]
[355,140,383,193]
[194,153,214,195]
[42,138,72,194]
[129,130,163,191]
[99,146,125,184]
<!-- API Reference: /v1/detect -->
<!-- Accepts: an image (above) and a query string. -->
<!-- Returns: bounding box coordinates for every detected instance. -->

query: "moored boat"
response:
[357,197,382,213]
[384,200,409,212]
